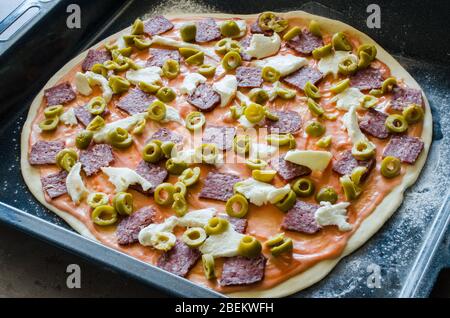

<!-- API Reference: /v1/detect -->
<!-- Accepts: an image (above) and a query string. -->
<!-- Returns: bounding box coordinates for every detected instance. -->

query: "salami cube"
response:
[146,48,180,68]
[332,150,375,178]
[144,15,174,36]
[41,170,68,199]
[116,206,156,245]
[186,83,221,112]
[82,49,111,72]
[390,87,423,111]
[44,82,76,106]
[157,240,201,277]
[286,30,323,55]
[195,18,221,43]
[29,140,65,165]
[236,67,263,88]
[350,67,384,91]
[130,161,168,194]
[382,135,424,164]
[199,172,241,202]
[281,200,321,234]
[116,88,156,115]
[202,125,236,151]
[265,110,302,134]
[220,255,266,286]
[79,144,114,176]
[147,128,184,145]
[271,155,311,181]
[359,108,390,139]
[283,66,323,91]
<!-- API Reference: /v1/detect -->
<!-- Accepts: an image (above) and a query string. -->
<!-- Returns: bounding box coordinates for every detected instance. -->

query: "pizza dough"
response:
[20,11,432,297]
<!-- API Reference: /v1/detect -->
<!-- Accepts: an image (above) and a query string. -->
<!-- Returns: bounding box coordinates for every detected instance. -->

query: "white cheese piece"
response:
[245,33,281,59]
[60,108,78,126]
[254,54,307,77]
[249,143,277,160]
[162,106,184,125]
[236,91,251,106]
[332,87,364,111]
[101,167,152,193]
[180,73,206,95]
[314,201,352,231]
[317,51,358,78]
[151,35,218,59]
[174,148,195,164]
[218,20,247,38]
[75,72,93,96]
[342,105,368,144]
[93,113,146,143]
[84,71,113,102]
[284,150,332,172]
[212,75,237,107]
[177,208,217,228]
[237,115,255,128]
[234,178,287,206]
[267,184,291,204]
[199,226,245,258]
[115,36,127,50]
[66,163,89,205]
[126,66,162,86]
[138,216,178,246]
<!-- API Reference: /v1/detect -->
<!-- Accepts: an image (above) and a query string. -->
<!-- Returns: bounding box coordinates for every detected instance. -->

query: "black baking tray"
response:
[0,0,449,298]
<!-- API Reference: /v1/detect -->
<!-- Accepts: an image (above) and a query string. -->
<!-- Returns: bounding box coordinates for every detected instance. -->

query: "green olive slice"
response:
[113,192,133,216]
[249,88,269,105]
[185,51,205,66]
[86,115,105,132]
[202,254,216,280]
[244,102,265,123]
[154,183,176,206]
[180,23,196,42]
[351,139,376,160]
[56,148,78,172]
[185,111,206,131]
[204,217,229,235]
[330,79,350,94]
[222,51,242,71]
[312,44,332,60]
[307,98,325,117]
[87,192,109,209]
[309,20,321,37]
[147,100,167,122]
[245,158,268,170]
[108,75,131,94]
[316,135,332,148]
[304,81,321,99]
[178,167,201,186]
[270,237,293,256]
[131,18,144,35]
[172,193,188,217]
[282,26,301,41]
[156,87,176,103]
[292,178,315,197]
[44,105,63,118]
[151,232,176,251]
[262,66,281,83]
[332,32,352,51]
[166,158,188,175]
[380,156,401,178]
[87,96,106,115]
[402,104,424,124]
[75,130,93,149]
[233,135,250,155]
[225,194,249,218]
[340,175,362,201]
[91,205,117,226]
[237,235,262,258]
[174,181,187,197]
[162,59,180,79]
[196,143,219,164]
[274,190,297,212]
[315,186,338,204]
[39,116,59,131]
[182,227,207,248]
[252,169,276,183]
[385,114,408,133]
[142,141,163,163]
[198,64,216,77]
[305,121,326,137]
[220,20,240,37]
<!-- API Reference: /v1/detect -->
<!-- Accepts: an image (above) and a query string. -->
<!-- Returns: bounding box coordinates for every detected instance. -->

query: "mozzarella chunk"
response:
[162,106,184,125]
[199,226,245,258]
[138,216,178,246]
[60,108,78,126]
[212,75,237,107]
[318,51,358,78]
[234,178,288,206]
[75,72,93,96]
[126,66,162,86]
[236,91,251,106]
[267,184,291,204]
[180,73,207,95]
[84,71,113,102]
[93,113,146,143]
[249,143,277,160]
[66,163,89,204]
[101,167,152,193]
[254,54,307,77]
[284,150,332,172]
[332,87,364,110]
[245,33,281,59]
[151,35,217,59]
[178,208,217,228]
[314,201,352,231]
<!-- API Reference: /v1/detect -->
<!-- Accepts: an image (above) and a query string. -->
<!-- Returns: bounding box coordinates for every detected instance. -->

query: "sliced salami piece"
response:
[390,87,423,111]
[195,18,221,43]
[81,49,111,72]
[74,106,95,127]
[239,36,253,61]
[286,30,323,55]
[270,155,312,181]
[236,66,263,88]
[220,255,266,286]
[41,170,68,199]
[283,66,323,91]
[143,15,174,36]
[265,110,302,134]
[116,88,156,115]
[29,140,65,165]
[202,126,236,151]
[147,128,184,145]
[157,240,201,277]
[382,135,424,164]
[146,48,180,68]
[350,67,384,91]
[332,150,375,177]
[44,82,76,106]
[199,172,241,202]
[130,160,168,194]
[281,200,321,234]
[359,108,390,139]
[79,144,114,176]
[218,214,247,234]
[116,206,156,245]
[186,83,221,112]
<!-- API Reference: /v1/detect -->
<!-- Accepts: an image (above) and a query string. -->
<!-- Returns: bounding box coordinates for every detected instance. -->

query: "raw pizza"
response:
[21,11,432,297]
